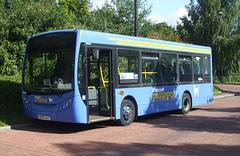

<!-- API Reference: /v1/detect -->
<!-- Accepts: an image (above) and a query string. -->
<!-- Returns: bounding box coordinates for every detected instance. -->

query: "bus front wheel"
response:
[180,93,192,114]
[118,99,135,126]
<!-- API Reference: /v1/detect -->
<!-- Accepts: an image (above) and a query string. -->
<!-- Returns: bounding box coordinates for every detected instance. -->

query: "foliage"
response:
[88,0,152,37]
[229,74,240,83]
[177,0,240,77]
[0,0,184,76]
[148,22,184,42]
[0,75,32,126]
[58,0,90,23]
[0,0,86,76]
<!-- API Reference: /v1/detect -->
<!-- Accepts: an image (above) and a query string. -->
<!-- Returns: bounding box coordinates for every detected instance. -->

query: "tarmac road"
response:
[0,84,239,156]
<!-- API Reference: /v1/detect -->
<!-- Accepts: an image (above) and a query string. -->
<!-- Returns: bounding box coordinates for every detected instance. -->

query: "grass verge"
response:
[0,75,32,127]
[213,85,225,95]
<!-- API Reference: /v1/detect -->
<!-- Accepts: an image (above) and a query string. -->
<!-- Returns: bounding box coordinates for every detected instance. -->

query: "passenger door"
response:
[86,47,113,122]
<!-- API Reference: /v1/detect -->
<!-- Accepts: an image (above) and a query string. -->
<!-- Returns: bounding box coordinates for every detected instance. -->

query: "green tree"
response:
[58,0,90,23]
[89,0,152,37]
[177,0,239,77]
[148,22,184,42]
[233,4,240,72]
[0,0,87,75]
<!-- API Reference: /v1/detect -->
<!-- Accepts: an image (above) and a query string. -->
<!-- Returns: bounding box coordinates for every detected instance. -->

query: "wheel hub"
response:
[123,105,133,121]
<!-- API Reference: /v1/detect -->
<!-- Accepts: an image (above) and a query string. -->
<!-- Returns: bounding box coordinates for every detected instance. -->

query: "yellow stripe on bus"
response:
[108,38,211,54]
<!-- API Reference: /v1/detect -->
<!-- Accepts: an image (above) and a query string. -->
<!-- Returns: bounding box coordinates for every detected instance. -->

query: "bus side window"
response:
[194,56,203,82]
[179,55,192,82]
[162,53,177,83]
[118,49,139,84]
[142,52,159,84]
[203,56,211,82]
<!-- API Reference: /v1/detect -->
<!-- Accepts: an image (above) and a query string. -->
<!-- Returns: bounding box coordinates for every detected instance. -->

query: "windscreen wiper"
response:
[48,87,62,97]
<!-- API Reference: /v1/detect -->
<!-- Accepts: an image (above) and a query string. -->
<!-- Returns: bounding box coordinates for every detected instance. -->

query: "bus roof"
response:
[31,29,212,55]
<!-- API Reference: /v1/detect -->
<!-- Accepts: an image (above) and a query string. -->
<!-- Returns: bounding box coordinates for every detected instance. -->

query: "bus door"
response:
[86,48,113,122]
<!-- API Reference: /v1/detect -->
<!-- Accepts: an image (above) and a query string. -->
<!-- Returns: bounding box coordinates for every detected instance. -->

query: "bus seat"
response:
[194,62,200,74]
[184,63,191,74]
[179,64,184,75]
[143,77,153,83]
[88,86,98,106]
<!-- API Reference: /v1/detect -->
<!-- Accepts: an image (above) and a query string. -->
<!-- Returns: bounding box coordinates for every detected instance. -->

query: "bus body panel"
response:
[22,90,88,123]
[22,29,213,124]
[115,83,213,120]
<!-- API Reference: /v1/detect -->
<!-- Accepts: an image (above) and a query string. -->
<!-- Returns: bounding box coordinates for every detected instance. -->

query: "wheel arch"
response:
[182,90,192,108]
[124,95,138,120]
[181,90,193,111]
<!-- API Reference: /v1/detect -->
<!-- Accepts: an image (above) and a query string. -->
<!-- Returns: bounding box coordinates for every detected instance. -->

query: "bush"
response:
[213,74,240,84]
[0,0,87,76]
[0,75,31,126]
[229,74,240,83]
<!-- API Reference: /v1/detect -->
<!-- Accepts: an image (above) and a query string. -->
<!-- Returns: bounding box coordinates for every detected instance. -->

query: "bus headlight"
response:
[23,96,31,107]
[60,98,73,111]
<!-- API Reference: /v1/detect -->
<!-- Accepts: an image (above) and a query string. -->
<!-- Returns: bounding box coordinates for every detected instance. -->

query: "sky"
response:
[89,0,191,27]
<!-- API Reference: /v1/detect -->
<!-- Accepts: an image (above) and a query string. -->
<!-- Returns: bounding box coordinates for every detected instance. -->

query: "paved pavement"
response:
[0,84,239,155]
[214,84,240,94]
[214,84,239,99]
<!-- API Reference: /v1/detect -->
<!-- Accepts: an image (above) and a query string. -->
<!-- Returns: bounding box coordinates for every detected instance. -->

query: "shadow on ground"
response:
[136,105,240,134]
[54,141,240,156]
[13,104,240,135]
[12,120,119,134]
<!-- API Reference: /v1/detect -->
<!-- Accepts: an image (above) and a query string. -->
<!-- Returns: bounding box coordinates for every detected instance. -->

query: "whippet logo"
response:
[193,85,199,96]
[49,97,53,103]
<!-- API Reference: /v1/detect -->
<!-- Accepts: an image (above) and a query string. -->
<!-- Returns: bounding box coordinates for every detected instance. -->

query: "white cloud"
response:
[93,0,105,8]
[90,0,109,10]
[175,7,188,23]
[150,7,188,27]
[149,16,166,23]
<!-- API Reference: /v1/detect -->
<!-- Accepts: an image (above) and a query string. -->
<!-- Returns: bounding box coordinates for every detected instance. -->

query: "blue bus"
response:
[22,29,213,126]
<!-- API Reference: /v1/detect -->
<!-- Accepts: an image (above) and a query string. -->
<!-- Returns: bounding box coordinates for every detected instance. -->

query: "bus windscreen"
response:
[23,32,76,94]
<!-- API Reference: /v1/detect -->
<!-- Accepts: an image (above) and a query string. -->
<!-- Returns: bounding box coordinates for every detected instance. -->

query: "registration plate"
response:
[38,115,51,121]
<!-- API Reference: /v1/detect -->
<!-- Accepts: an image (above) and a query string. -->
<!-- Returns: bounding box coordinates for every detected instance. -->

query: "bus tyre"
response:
[180,93,191,114]
[118,99,135,126]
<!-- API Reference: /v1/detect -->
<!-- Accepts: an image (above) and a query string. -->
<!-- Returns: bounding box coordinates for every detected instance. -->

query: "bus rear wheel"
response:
[180,93,192,114]
[118,99,135,126]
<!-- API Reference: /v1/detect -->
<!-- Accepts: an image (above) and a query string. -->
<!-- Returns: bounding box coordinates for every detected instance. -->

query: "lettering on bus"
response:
[35,96,47,103]
[152,88,175,102]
